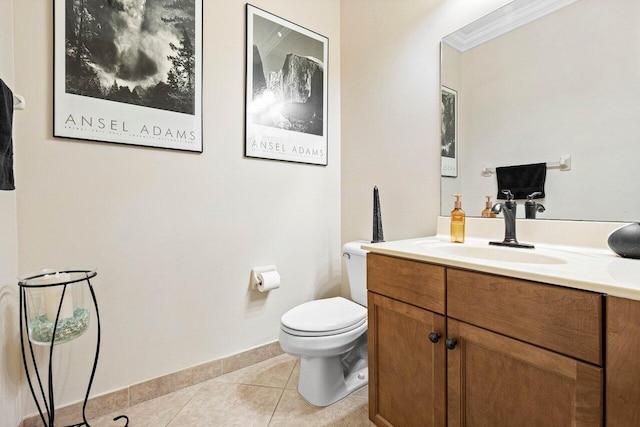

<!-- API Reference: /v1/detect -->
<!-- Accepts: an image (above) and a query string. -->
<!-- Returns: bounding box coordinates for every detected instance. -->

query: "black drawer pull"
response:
[445,338,458,350]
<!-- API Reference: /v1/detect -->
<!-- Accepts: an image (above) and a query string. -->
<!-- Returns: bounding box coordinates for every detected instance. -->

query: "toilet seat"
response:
[281,297,367,337]
[281,317,366,337]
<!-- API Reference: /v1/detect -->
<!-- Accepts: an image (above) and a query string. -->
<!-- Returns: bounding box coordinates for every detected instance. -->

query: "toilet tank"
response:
[342,241,370,307]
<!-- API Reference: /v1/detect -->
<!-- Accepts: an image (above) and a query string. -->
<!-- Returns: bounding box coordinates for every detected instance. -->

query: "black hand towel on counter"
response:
[0,79,15,191]
[496,162,546,200]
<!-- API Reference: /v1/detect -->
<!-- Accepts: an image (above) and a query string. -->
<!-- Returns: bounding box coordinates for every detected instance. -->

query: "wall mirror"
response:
[440,0,640,222]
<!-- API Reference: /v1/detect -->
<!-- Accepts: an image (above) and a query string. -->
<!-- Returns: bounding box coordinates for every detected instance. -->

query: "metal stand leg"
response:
[78,278,100,426]
[19,287,49,426]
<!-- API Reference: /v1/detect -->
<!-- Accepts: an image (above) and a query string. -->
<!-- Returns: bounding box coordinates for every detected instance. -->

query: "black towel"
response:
[0,79,15,191]
[496,162,546,200]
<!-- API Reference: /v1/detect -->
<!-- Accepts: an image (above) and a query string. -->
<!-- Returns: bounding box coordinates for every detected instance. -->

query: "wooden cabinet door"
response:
[368,292,446,427]
[447,319,602,427]
[606,296,640,426]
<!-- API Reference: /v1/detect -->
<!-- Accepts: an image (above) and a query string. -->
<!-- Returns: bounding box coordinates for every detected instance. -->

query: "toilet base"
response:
[297,336,368,407]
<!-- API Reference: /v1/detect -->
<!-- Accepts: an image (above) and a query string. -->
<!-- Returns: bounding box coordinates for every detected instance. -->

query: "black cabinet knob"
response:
[428,332,441,343]
[445,338,458,350]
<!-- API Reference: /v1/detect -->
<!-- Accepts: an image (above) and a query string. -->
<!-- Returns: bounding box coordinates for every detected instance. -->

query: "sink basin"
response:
[427,244,568,265]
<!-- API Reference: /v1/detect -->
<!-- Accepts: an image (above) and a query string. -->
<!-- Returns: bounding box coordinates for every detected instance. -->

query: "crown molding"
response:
[443,0,579,52]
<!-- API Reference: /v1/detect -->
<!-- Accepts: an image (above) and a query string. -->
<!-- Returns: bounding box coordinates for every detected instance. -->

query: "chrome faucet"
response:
[490,190,534,249]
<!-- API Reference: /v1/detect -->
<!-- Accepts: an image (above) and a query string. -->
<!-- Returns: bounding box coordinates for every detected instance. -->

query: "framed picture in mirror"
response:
[441,86,457,177]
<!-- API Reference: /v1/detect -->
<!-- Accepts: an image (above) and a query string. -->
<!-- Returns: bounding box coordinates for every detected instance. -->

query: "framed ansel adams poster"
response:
[54,0,203,152]
[441,86,457,177]
[245,5,328,165]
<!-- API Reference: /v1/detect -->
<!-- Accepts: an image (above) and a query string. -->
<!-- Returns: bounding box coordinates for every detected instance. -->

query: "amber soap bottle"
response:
[481,195,496,218]
[451,194,465,243]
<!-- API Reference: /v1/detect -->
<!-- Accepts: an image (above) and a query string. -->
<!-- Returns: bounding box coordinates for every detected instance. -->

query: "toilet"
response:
[279,241,369,407]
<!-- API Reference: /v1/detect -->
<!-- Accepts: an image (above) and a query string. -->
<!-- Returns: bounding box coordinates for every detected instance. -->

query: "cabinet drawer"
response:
[368,254,445,314]
[447,269,603,365]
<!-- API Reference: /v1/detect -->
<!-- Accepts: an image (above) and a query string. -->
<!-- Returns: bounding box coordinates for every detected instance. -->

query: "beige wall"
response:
[12,0,340,416]
[340,0,511,294]
[0,0,23,424]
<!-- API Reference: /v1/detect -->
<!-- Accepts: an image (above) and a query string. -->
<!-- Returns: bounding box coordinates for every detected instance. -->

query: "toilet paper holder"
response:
[250,265,278,290]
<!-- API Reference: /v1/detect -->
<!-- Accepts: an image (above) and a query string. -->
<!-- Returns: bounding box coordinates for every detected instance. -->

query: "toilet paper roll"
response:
[257,271,280,292]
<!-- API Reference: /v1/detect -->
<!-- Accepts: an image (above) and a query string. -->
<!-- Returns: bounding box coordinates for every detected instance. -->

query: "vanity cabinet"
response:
[368,254,604,427]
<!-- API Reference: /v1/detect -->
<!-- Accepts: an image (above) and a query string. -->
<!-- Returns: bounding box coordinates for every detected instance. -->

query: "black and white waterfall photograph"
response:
[65,0,196,115]
[441,86,457,176]
[54,0,202,152]
[441,86,456,159]
[250,12,325,136]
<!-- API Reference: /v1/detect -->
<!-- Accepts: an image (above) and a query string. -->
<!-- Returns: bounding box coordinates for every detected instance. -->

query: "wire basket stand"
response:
[18,269,128,427]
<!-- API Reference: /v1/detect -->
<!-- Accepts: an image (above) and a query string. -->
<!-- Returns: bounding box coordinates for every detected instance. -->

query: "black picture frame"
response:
[245,4,329,166]
[53,0,203,152]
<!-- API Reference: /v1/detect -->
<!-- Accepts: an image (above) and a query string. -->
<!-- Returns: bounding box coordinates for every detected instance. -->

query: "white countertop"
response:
[361,218,640,301]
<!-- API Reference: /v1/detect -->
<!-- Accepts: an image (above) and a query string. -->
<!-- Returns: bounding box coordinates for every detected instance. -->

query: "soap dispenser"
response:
[481,196,496,218]
[524,192,545,219]
[451,194,465,243]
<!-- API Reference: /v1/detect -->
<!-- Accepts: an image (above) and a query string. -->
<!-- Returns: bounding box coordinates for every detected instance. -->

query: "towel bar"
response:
[482,155,571,177]
[13,94,25,110]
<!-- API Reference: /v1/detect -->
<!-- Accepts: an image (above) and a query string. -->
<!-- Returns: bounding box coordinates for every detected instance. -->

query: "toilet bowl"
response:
[279,241,369,407]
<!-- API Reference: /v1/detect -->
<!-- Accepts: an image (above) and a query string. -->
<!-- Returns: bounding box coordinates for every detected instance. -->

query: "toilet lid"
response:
[281,297,367,336]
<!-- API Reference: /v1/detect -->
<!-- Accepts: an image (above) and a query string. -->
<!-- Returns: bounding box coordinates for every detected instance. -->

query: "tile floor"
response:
[88,354,372,426]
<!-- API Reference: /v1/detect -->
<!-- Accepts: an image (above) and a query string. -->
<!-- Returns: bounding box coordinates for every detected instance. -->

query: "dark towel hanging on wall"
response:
[0,79,15,191]
[496,162,546,200]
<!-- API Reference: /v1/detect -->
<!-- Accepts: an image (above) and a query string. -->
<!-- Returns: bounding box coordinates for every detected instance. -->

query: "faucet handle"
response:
[527,191,543,200]
[501,189,514,201]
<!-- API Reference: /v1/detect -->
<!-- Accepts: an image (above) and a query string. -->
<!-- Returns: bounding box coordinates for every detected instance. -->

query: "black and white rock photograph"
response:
[65,0,196,115]
[245,5,327,165]
[250,12,325,136]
